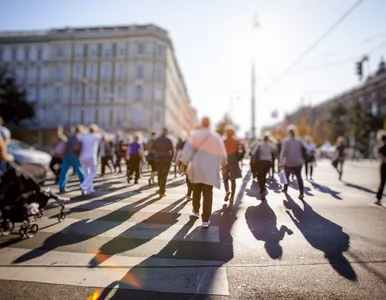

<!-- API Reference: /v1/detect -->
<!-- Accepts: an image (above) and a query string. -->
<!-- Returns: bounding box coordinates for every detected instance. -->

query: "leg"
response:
[310,164,313,179]
[201,184,213,222]
[79,158,91,192]
[283,166,291,192]
[294,165,304,197]
[223,164,231,201]
[376,164,386,201]
[71,156,84,183]
[257,167,266,196]
[87,158,97,194]
[192,183,202,214]
[134,156,140,183]
[186,174,193,196]
[101,157,106,175]
[305,161,309,178]
[58,157,71,192]
[116,154,122,173]
[230,179,236,197]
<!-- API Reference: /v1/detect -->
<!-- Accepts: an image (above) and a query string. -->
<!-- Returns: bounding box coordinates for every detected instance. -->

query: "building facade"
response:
[0,24,197,144]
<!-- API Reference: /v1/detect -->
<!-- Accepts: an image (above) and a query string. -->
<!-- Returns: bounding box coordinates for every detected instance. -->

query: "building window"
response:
[117,86,123,99]
[103,64,110,78]
[0,48,3,61]
[90,45,97,57]
[27,86,35,101]
[37,48,42,60]
[135,86,143,100]
[86,108,94,124]
[134,108,142,124]
[76,45,83,57]
[155,66,164,80]
[154,88,163,100]
[36,86,40,100]
[88,65,95,79]
[57,47,65,58]
[88,86,94,100]
[119,44,126,56]
[56,66,63,80]
[100,108,108,125]
[36,67,41,82]
[55,86,62,100]
[109,110,114,125]
[73,87,80,101]
[136,64,144,78]
[104,45,111,57]
[103,86,109,101]
[117,64,125,78]
[137,43,145,54]
[12,48,17,61]
[116,109,123,124]
[24,48,30,60]
[155,109,161,122]
[157,45,164,58]
[372,103,378,116]
[23,67,28,81]
[358,95,364,103]
[74,65,82,79]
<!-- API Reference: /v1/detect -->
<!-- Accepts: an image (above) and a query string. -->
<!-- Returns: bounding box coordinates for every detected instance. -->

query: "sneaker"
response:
[202,221,211,228]
[148,179,151,186]
[191,210,200,218]
[299,194,305,200]
[59,189,67,194]
[261,194,266,201]
[282,188,287,194]
[374,200,381,206]
[80,188,87,196]
[224,191,230,202]
[229,195,234,202]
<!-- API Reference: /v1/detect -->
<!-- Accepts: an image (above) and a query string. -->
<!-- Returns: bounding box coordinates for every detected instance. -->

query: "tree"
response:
[0,69,35,124]
[215,114,239,136]
[313,120,334,146]
[326,101,348,141]
[297,116,312,138]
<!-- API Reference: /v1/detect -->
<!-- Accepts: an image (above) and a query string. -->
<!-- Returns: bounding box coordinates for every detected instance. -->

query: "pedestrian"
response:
[127,135,144,184]
[250,138,262,180]
[145,132,157,186]
[114,134,125,174]
[99,135,114,176]
[253,135,275,200]
[223,126,242,203]
[179,117,227,228]
[237,142,246,169]
[375,132,386,205]
[153,128,174,197]
[280,125,306,200]
[174,138,184,178]
[79,124,101,195]
[304,136,317,181]
[175,132,193,199]
[269,137,277,179]
[58,125,84,193]
[276,138,282,175]
[50,129,67,183]
[0,116,11,175]
[0,135,14,163]
[332,136,346,181]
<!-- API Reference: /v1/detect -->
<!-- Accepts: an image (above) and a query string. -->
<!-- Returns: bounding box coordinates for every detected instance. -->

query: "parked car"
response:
[7,139,52,184]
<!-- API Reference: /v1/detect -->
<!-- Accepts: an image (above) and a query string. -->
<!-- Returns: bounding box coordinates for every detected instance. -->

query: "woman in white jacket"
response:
[179,117,227,228]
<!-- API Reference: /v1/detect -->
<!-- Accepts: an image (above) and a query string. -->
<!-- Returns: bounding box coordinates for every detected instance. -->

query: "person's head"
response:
[225,125,235,138]
[305,135,313,144]
[337,136,345,145]
[89,124,99,134]
[162,128,168,135]
[286,124,298,138]
[151,132,155,138]
[134,135,140,142]
[75,125,84,134]
[263,135,269,143]
[201,117,210,128]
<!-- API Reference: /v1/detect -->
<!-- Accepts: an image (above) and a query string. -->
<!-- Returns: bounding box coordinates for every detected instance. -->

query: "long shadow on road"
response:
[283,194,357,281]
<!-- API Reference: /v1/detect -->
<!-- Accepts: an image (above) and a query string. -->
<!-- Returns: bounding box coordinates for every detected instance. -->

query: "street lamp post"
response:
[251,15,260,140]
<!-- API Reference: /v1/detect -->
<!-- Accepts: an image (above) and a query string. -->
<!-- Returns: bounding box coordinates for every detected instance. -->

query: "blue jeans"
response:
[58,155,84,191]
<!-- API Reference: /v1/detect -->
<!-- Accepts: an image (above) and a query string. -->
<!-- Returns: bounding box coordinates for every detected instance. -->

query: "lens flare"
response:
[87,288,101,300]
[121,271,142,288]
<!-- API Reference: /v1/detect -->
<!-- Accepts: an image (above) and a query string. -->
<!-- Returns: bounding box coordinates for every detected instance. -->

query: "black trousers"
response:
[376,163,386,200]
[101,156,113,175]
[186,174,193,196]
[192,183,213,222]
[305,160,314,178]
[223,178,236,197]
[157,162,171,194]
[115,153,124,173]
[128,155,141,182]
[49,157,62,180]
[284,164,304,194]
[257,160,271,195]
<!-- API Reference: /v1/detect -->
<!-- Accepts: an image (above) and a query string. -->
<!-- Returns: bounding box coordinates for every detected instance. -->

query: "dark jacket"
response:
[153,134,174,164]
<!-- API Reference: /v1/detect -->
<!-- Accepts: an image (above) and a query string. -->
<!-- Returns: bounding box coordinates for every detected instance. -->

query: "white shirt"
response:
[305,143,316,156]
[80,133,101,159]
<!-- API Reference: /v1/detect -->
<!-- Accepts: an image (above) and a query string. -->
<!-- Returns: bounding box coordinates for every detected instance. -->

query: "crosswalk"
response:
[0,168,236,296]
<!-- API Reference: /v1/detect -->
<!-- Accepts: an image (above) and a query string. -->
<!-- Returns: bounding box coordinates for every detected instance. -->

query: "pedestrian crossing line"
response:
[0,248,229,296]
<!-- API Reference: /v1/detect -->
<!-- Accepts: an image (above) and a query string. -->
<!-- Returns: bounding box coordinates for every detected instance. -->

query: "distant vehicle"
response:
[7,139,52,183]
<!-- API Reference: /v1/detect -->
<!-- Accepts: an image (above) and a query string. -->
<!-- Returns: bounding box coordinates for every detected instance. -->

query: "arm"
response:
[379,152,386,164]
[0,137,13,162]
[279,141,286,166]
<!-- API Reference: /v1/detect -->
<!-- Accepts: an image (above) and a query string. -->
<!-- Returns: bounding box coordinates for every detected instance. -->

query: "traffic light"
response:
[356,62,363,79]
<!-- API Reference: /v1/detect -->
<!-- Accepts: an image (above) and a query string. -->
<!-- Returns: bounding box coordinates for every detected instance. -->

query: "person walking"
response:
[50,129,67,183]
[153,128,174,197]
[375,133,386,205]
[100,136,114,176]
[332,136,346,181]
[145,132,157,186]
[175,132,193,199]
[79,124,101,195]
[174,138,184,178]
[127,135,144,184]
[280,125,306,200]
[114,134,125,174]
[223,126,242,203]
[179,117,227,228]
[253,135,275,200]
[304,136,316,180]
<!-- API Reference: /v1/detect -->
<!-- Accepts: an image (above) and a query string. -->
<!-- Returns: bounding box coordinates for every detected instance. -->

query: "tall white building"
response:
[0,24,197,143]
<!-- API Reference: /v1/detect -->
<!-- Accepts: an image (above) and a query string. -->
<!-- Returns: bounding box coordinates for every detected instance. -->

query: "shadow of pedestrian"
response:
[283,194,357,281]
[310,181,342,200]
[245,201,293,259]
[342,181,383,196]
[266,177,282,194]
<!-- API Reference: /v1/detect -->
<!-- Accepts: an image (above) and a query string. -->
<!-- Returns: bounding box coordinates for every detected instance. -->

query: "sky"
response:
[1,0,386,136]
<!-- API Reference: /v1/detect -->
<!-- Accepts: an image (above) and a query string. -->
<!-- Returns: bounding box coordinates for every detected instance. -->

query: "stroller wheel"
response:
[25,224,38,238]
[58,212,66,222]
[19,226,26,238]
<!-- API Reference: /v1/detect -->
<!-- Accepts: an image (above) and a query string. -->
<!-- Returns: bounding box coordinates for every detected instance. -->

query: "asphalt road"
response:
[0,159,385,300]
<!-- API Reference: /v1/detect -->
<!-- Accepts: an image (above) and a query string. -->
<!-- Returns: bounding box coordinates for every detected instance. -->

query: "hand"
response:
[179,165,186,175]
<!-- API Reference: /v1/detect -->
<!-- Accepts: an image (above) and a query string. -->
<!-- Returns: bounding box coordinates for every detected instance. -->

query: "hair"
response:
[263,135,269,142]
[75,125,84,134]
[201,117,210,128]
[337,136,346,144]
[286,124,298,137]
[151,132,155,137]
[225,125,235,137]
[89,124,99,133]
[377,130,386,143]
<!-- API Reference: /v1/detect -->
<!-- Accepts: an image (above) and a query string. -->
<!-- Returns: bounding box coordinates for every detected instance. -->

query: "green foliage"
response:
[325,101,348,140]
[215,114,239,136]
[0,70,35,124]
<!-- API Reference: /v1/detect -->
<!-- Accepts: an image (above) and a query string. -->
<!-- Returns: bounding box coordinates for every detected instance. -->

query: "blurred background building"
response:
[0,24,197,145]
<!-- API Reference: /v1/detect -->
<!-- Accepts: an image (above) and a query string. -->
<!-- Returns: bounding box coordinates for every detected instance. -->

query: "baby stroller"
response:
[0,162,69,238]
